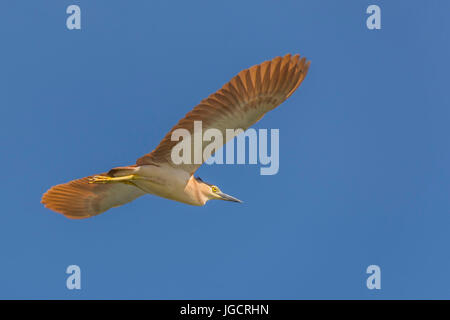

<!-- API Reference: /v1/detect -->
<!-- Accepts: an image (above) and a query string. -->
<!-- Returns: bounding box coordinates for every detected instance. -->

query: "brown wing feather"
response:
[41,174,145,219]
[137,54,310,174]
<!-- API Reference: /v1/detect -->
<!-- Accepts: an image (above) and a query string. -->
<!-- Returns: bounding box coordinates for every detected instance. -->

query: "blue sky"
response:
[0,1,449,299]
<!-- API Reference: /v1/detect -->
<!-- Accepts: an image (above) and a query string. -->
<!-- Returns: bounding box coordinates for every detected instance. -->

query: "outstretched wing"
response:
[41,174,145,219]
[136,54,310,174]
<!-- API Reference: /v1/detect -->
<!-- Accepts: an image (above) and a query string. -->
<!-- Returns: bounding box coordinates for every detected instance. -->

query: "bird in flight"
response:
[41,54,310,219]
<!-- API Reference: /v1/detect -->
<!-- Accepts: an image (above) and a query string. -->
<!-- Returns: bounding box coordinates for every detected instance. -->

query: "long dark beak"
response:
[217,192,243,203]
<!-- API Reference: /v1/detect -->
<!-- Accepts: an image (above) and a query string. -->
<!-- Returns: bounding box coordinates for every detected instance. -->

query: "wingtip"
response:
[41,188,84,219]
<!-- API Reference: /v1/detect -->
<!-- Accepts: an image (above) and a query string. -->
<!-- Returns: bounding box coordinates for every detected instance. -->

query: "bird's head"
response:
[195,177,242,203]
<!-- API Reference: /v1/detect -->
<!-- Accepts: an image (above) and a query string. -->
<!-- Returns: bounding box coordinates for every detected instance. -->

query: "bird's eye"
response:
[211,186,218,193]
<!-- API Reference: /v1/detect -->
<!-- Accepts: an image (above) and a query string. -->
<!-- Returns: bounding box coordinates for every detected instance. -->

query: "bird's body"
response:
[126,164,208,206]
[42,54,310,219]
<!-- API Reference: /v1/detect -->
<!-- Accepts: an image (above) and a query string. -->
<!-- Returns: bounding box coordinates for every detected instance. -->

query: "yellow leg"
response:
[88,174,138,184]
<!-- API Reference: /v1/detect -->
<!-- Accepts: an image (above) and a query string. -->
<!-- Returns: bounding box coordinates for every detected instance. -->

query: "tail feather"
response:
[41,173,145,219]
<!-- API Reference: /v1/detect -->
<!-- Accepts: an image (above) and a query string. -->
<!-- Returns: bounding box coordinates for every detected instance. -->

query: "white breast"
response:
[132,164,200,205]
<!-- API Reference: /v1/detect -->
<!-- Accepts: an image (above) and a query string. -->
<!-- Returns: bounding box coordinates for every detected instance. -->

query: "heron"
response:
[41,54,310,219]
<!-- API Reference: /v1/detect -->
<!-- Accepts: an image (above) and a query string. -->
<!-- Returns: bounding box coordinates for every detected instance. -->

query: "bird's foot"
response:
[88,174,138,184]
[88,175,113,184]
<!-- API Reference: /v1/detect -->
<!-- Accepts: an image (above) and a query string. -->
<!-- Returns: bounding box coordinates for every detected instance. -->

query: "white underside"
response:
[131,164,202,206]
